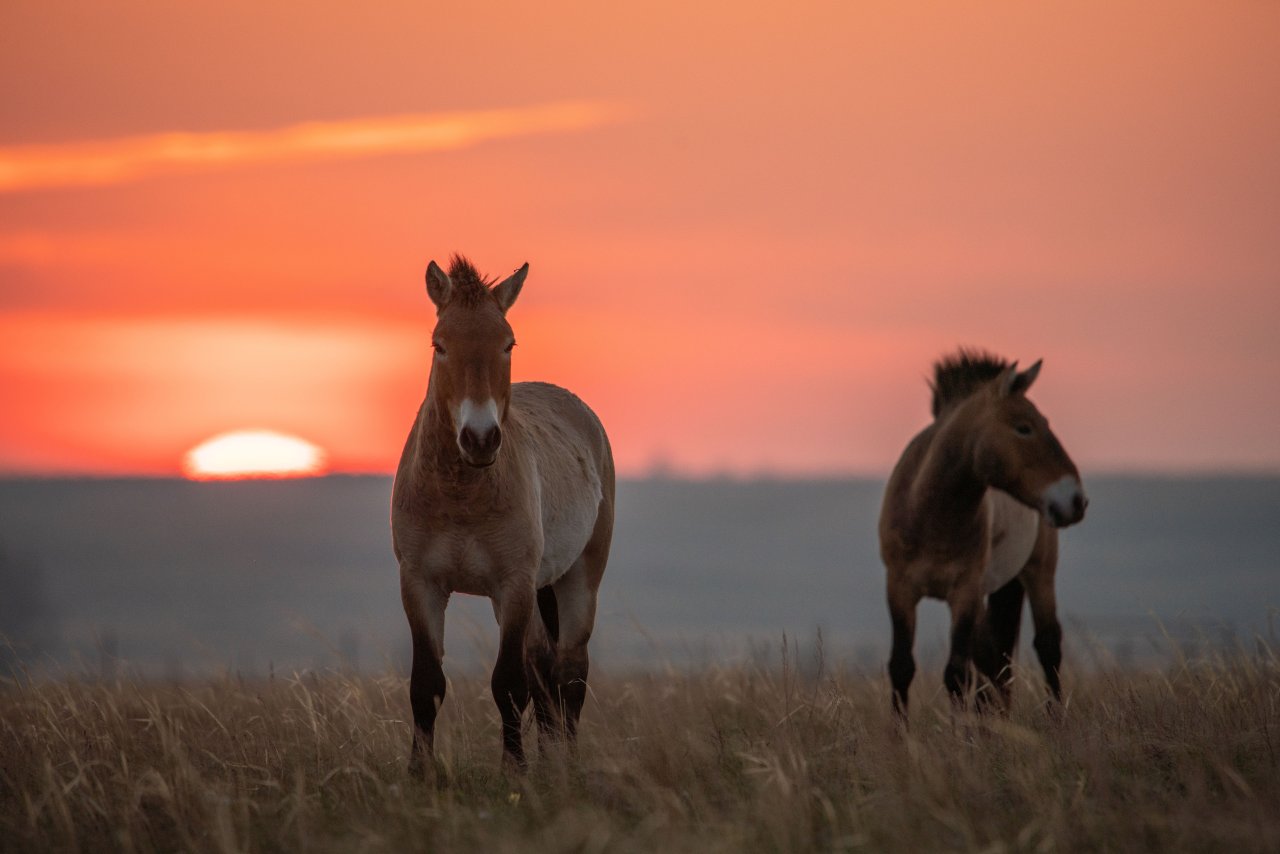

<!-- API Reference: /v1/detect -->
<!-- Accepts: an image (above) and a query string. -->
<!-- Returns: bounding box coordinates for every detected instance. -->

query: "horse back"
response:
[878,424,936,567]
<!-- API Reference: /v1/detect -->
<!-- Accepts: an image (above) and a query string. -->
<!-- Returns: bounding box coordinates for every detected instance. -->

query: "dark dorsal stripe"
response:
[929,348,1011,419]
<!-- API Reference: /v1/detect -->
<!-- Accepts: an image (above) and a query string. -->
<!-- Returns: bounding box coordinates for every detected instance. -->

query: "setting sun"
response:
[182,430,328,481]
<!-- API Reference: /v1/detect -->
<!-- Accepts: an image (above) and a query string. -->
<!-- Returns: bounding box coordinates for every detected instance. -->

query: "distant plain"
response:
[1,475,1276,679]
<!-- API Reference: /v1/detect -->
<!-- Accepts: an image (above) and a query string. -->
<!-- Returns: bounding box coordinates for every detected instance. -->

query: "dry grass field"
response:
[3,643,1279,853]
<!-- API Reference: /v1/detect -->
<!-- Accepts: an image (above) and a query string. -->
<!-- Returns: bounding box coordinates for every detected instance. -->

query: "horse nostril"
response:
[460,427,478,454]
[460,425,501,460]
[480,425,502,455]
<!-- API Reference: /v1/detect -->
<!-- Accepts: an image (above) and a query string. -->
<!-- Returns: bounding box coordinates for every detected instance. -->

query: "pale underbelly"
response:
[532,456,604,588]
[981,489,1040,595]
[535,498,599,588]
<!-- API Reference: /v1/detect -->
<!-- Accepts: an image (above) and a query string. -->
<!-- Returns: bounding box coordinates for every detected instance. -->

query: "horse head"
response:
[425,256,528,467]
[971,360,1087,527]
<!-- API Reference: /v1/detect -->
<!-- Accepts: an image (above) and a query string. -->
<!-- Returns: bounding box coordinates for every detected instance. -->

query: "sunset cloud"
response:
[0,101,630,193]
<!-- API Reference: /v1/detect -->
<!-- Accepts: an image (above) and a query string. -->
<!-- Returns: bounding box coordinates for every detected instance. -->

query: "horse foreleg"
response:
[492,584,535,770]
[886,580,919,722]
[1022,540,1064,704]
[944,584,982,707]
[401,576,448,779]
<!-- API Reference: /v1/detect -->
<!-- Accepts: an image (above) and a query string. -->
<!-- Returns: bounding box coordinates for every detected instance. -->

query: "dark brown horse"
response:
[878,350,1086,719]
[392,256,615,773]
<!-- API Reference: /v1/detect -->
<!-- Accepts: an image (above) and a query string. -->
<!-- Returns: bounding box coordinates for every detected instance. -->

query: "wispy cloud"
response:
[0,100,630,193]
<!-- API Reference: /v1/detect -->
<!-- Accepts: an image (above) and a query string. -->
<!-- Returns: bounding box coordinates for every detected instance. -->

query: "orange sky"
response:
[2,1,1278,477]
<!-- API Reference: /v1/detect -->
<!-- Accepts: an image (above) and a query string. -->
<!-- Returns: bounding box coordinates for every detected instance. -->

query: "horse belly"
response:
[535,479,603,588]
[981,490,1040,596]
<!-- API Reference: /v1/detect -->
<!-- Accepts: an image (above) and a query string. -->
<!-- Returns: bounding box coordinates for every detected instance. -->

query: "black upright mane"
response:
[446,254,497,307]
[929,348,1011,418]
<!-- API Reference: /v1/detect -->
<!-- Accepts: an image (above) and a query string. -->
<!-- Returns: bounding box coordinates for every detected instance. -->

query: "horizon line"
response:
[2,468,1278,484]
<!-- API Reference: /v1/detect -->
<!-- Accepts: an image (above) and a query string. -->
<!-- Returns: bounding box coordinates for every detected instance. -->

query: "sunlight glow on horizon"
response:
[0,100,631,193]
[182,430,328,481]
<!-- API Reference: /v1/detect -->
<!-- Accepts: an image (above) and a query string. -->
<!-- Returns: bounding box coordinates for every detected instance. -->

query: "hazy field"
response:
[3,476,1278,678]
[4,645,1279,853]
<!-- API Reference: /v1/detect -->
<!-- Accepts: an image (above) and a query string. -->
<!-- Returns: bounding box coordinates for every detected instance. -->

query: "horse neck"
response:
[910,404,990,523]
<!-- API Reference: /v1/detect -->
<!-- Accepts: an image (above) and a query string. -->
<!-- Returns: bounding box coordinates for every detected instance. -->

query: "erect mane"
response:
[929,348,1011,418]
[446,254,498,307]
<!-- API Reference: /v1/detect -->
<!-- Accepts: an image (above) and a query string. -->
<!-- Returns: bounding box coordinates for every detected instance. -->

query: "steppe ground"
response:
[2,643,1279,853]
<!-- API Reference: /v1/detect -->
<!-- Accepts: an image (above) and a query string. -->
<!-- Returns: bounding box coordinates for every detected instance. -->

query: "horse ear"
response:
[1009,359,1043,396]
[426,261,452,311]
[997,361,1021,397]
[493,263,528,314]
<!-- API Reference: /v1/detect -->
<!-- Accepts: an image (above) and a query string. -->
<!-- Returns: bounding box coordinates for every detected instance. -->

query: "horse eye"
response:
[504,341,516,354]
[432,342,446,356]
[1015,423,1034,437]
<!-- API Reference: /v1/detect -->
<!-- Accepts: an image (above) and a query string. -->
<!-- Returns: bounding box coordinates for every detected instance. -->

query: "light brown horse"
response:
[878,349,1086,719]
[392,256,615,773]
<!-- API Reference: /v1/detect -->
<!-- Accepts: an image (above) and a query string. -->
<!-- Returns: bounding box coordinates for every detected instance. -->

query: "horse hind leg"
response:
[551,568,597,743]
[530,585,561,743]
[975,577,1025,712]
[547,498,612,745]
[886,580,919,723]
[551,525,610,743]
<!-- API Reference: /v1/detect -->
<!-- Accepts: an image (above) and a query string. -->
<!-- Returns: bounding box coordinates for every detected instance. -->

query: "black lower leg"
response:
[944,611,977,703]
[556,648,589,740]
[1034,621,1063,701]
[536,586,560,645]
[888,610,916,720]
[977,579,1024,707]
[530,643,559,740]
[492,641,531,769]
[532,586,562,739]
[408,638,445,777]
[889,651,915,719]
